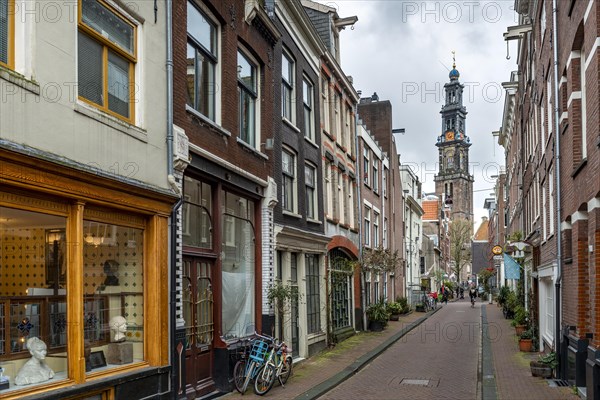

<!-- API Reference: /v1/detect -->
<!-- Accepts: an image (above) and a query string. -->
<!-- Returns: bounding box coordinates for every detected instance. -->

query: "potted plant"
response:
[497,286,510,308]
[396,296,410,314]
[511,305,528,336]
[503,291,517,319]
[386,302,402,321]
[366,300,390,332]
[519,329,533,352]
[530,352,557,378]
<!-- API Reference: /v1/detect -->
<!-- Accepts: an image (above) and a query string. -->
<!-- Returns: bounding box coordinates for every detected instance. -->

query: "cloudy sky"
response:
[332,0,519,228]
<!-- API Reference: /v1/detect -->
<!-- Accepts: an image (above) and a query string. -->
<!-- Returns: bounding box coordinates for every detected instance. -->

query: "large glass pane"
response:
[239,89,255,145]
[108,51,130,118]
[0,0,8,64]
[78,32,103,106]
[221,192,255,340]
[183,177,213,249]
[186,41,215,120]
[187,1,216,55]
[237,51,255,91]
[82,0,134,54]
[0,206,68,393]
[83,221,143,373]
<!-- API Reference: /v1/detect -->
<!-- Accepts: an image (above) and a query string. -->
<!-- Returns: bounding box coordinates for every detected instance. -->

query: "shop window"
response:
[221,191,255,339]
[78,0,137,122]
[182,176,213,249]
[83,220,144,374]
[0,207,69,392]
[187,1,218,121]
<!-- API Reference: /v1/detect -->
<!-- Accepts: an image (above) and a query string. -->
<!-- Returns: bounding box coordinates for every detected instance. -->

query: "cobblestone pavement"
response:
[319,300,480,400]
[485,304,578,400]
[222,311,425,400]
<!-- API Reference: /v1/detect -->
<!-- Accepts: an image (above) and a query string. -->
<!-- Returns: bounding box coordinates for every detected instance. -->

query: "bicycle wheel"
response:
[278,356,293,385]
[233,359,247,393]
[254,363,276,395]
[241,361,256,394]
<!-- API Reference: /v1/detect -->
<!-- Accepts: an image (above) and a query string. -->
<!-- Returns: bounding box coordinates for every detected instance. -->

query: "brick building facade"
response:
[499,0,599,395]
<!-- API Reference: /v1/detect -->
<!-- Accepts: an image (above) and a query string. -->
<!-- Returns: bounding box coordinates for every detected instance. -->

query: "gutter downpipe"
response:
[551,0,563,378]
[165,0,182,397]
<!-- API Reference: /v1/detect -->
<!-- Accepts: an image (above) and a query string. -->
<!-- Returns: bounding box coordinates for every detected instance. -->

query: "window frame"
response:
[281,48,295,123]
[237,49,259,147]
[282,148,296,213]
[305,162,317,220]
[364,206,371,247]
[305,254,321,334]
[373,211,379,247]
[363,147,369,186]
[0,0,14,69]
[77,0,138,123]
[186,1,218,121]
[303,77,314,140]
[372,158,379,193]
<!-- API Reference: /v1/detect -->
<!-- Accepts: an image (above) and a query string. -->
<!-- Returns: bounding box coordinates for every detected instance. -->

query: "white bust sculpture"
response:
[109,316,127,342]
[15,337,55,386]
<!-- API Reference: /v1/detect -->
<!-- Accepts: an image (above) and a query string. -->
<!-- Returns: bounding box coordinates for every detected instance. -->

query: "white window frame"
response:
[321,74,330,133]
[364,206,371,247]
[580,51,587,159]
[548,167,554,234]
[238,47,260,148]
[303,77,314,141]
[282,48,295,123]
[372,158,379,193]
[282,148,297,213]
[325,161,333,218]
[363,147,370,186]
[373,211,380,247]
[186,1,219,122]
[305,162,317,220]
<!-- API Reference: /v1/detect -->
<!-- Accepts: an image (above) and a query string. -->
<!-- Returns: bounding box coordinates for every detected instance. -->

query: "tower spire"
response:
[452,50,456,69]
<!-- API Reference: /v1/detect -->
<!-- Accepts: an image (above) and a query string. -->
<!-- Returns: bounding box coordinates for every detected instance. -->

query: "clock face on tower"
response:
[446,131,455,141]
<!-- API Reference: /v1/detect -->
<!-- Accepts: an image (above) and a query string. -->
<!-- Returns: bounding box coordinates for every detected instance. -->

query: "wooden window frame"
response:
[77,0,137,124]
[0,0,14,69]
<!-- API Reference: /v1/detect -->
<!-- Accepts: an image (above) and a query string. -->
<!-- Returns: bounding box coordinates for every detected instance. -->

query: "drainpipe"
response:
[551,0,563,378]
[164,0,181,396]
[355,107,365,331]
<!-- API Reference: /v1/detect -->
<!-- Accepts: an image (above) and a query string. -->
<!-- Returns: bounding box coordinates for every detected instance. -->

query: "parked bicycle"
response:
[232,332,273,394]
[254,338,293,395]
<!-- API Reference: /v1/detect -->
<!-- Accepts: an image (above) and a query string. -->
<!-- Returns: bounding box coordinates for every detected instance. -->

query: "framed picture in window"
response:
[89,350,107,369]
[45,229,66,286]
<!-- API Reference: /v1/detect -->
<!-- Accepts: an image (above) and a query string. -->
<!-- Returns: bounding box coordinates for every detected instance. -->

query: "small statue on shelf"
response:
[15,337,55,386]
[109,316,127,342]
[103,259,120,286]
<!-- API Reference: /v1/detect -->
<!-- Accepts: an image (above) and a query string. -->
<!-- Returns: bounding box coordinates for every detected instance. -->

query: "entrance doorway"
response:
[182,257,215,399]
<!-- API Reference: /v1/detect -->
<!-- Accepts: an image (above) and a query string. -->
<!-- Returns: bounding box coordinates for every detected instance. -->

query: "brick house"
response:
[172,0,279,396]
[500,0,600,394]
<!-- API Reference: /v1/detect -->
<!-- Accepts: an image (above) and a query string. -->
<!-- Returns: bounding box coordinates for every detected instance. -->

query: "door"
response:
[183,257,215,399]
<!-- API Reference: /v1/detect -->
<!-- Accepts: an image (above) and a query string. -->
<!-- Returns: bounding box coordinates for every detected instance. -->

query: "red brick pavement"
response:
[221,311,424,400]
[485,304,578,400]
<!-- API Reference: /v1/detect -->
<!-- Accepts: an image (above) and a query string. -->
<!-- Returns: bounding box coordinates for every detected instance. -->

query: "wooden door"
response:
[183,257,215,399]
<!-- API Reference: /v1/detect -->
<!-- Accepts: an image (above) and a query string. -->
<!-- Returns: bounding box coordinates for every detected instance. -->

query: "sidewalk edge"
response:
[294,307,442,400]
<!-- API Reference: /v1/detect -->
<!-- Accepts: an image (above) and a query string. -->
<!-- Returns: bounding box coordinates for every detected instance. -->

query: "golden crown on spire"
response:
[452,50,456,69]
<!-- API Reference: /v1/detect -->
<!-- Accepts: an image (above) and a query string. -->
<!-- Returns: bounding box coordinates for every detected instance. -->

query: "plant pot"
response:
[530,361,553,378]
[369,320,385,332]
[515,325,527,336]
[519,339,533,352]
[389,314,400,321]
[415,304,425,312]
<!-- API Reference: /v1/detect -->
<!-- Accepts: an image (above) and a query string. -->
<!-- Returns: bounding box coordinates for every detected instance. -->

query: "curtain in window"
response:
[78,32,103,106]
[0,0,8,64]
[108,52,130,118]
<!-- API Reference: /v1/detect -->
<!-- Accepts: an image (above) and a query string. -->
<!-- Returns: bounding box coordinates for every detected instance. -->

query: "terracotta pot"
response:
[519,338,533,352]
[515,325,527,336]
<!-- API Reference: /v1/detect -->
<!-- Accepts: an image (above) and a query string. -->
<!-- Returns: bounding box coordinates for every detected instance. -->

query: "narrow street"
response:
[319,300,480,400]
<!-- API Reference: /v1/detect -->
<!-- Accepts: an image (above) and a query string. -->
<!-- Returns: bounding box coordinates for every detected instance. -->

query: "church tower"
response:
[434,55,474,226]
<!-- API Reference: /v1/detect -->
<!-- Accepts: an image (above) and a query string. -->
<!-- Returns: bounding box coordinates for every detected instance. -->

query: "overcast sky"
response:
[333,0,519,229]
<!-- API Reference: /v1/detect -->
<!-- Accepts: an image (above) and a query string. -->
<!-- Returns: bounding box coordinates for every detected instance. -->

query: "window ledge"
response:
[282,117,300,133]
[0,66,40,95]
[304,137,319,149]
[307,218,322,225]
[283,210,302,219]
[236,137,269,160]
[571,158,587,178]
[186,105,231,137]
[75,102,147,143]
[322,130,335,141]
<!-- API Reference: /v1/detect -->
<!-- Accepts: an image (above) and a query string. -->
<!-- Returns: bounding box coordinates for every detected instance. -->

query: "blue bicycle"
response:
[233,333,272,394]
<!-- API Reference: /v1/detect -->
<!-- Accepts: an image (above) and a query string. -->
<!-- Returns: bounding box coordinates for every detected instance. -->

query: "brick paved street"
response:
[485,304,578,400]
[222,311,425,400]
[319,300,480,400]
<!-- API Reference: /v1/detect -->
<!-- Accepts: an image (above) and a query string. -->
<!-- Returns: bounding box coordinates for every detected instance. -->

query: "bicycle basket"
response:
[249,340,269,362]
